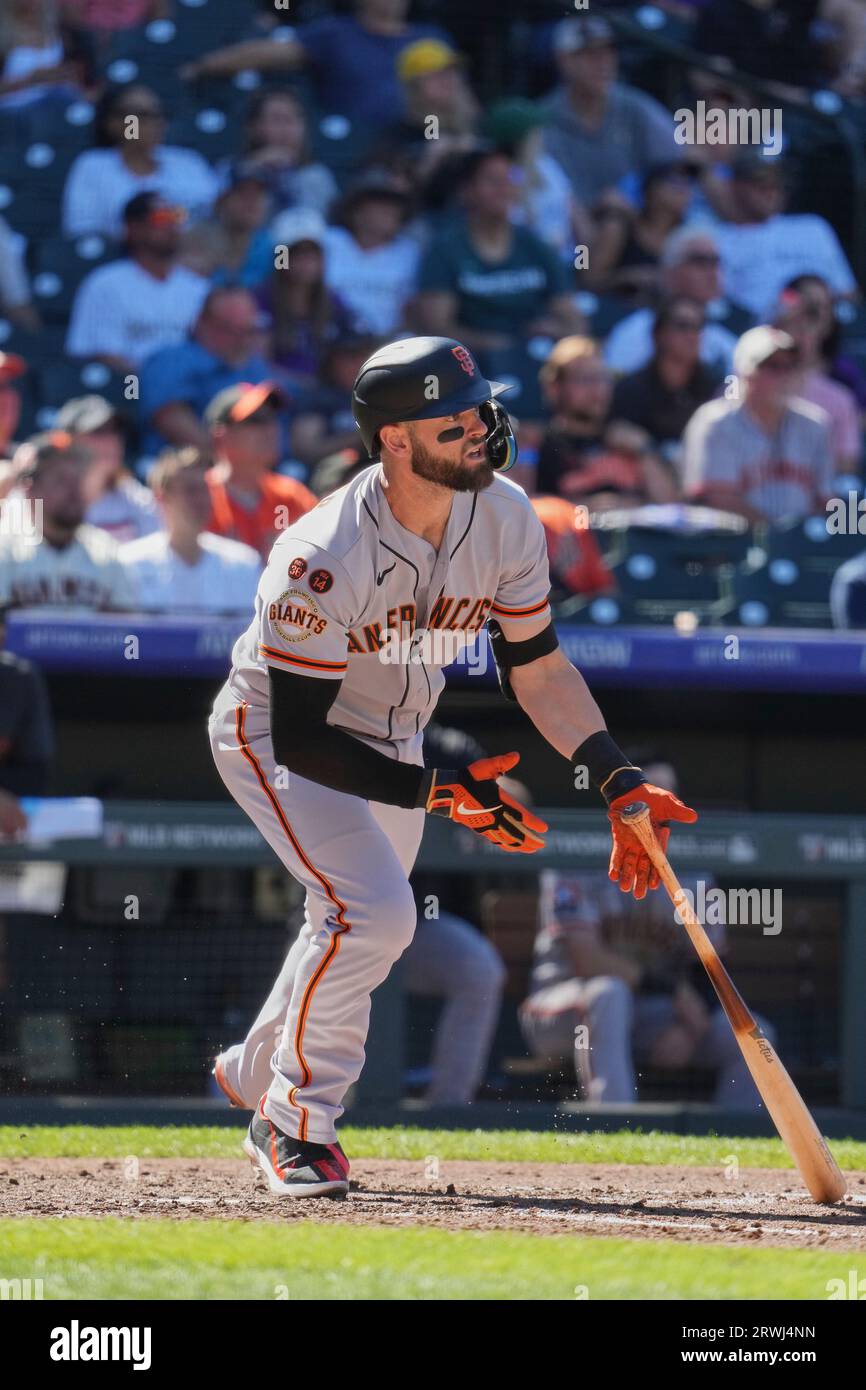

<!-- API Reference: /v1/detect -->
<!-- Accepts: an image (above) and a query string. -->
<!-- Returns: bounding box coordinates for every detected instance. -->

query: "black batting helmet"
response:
[351,336,518,471]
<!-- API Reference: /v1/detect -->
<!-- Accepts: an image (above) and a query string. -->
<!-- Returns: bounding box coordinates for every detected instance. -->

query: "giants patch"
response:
[288,556,307,580]
[268,587,328,643]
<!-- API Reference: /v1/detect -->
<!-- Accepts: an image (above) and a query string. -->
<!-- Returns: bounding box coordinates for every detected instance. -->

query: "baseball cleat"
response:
[244,1101,350,1199]
[212,1054,248,1109]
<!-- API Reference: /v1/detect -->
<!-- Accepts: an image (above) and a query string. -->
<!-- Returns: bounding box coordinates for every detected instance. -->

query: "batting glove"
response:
[423,752,548,854]
[608,783,698,899]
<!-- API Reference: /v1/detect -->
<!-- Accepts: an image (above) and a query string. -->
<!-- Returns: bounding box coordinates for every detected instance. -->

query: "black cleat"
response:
[244,1100,350,1199]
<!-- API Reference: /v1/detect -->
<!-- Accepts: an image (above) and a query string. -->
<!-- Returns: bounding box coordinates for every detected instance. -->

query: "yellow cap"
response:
[397,38,463,82]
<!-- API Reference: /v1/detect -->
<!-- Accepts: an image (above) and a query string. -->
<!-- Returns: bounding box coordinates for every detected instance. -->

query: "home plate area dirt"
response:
[3,1158,866,1248]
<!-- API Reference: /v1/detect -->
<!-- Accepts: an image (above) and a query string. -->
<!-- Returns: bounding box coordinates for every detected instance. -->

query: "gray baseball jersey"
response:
[225,462,552,748]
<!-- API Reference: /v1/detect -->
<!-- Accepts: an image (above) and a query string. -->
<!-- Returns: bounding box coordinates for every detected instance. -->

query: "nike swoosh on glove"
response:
[607,782,698,899]
[425,752,548,853]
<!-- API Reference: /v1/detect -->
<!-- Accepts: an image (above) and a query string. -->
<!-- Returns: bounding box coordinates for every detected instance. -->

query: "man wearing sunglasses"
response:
[683,325,833,524]
[66,192,209,376]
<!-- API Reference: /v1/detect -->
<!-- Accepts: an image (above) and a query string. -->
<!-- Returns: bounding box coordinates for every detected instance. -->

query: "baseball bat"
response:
[619,802,846,1204]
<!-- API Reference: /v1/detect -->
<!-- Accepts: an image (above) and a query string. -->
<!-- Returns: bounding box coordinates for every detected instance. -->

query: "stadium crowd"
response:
[0,0,865,627]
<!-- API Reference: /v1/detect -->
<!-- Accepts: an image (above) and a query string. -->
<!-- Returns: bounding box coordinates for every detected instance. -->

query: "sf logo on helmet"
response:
[451,345,476,376]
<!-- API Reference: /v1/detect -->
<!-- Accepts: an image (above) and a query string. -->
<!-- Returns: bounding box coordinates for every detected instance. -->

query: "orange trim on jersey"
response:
[260,643,348,673]
[236,702,351,1141]
[489,596,551,618]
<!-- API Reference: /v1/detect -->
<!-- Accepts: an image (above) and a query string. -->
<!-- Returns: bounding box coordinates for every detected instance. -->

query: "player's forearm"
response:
[509,650,606,761]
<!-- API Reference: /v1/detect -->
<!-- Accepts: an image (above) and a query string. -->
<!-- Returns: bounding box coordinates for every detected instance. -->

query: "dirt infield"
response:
[3,1157,866,1248]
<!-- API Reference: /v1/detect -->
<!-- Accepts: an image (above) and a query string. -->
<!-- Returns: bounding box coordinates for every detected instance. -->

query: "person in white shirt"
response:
[66,193,210,373]
[604,227,742,375]
[710,152,858,320]
[119,447,261,615]
[323,170,420,335]
[54,394,160,544]
[0,432,136,611]
[62,83,220,240]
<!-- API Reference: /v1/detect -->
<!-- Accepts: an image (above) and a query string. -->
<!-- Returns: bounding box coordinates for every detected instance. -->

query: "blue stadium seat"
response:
[19,97,96,151]
[29,235,116,326]
[37,359,131,416]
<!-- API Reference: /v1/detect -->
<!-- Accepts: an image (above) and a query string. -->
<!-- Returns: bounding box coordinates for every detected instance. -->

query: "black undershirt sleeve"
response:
[267,666,429,809]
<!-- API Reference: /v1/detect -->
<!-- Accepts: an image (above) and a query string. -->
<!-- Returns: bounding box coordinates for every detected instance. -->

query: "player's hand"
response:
[607,783,697,899]
[424,752,548,853]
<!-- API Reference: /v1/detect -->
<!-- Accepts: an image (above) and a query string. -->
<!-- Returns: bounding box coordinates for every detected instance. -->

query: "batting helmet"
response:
[351,336,518,471]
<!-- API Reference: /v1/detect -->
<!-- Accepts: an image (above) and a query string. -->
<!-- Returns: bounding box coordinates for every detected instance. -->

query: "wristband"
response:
[571,731,645,805]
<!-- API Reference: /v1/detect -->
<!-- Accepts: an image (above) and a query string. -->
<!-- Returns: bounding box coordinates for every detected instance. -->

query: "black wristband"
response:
[571,730,645,805]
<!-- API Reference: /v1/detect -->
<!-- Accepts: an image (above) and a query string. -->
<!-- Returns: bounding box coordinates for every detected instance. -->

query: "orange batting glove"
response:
[423,752,548,853]
[608,783,698,899]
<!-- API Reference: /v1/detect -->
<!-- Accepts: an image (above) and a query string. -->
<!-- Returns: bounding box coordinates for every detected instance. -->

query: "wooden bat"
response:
[619,801,846,1205]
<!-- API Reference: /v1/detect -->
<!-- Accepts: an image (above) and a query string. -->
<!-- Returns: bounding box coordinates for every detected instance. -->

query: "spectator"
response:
[831,551,866,628]
[531,496,613,602]
[0,432,135,611]
[792,274,866,412]
[204,382,316,560]
[375,38,481,182]
[682,326,833,523]
[0,215,39,332]
[520,757,770,1109]
[604,228,745,375]
[179,164,275,289]
[291,335,381,472]
[712,152,858,320]
[62,83,219,240]
[263,210,361,390]
[693,0,866,98]
[119,448,261,615]
[0,352,26,457]
[611,297,721,454]
[540,15,680,206]
[54,395,160,543]
[137,287,273,459]
[535,336,678,508]
[182,0,452,137]
[414,149,582,356]
[221,90,338,219]
[588,162,696,299]
[483,98,588,262]
[0,602,54,797]
[66,193,210,374]
[323,170,420,336]
[774,286,861,475]
[0,0,82,110]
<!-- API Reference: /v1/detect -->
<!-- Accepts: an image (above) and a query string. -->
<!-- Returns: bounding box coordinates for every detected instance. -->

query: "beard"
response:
[409,436,495,493]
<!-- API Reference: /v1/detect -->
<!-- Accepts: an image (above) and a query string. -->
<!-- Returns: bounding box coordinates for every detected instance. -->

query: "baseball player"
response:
[208,335,697,1198]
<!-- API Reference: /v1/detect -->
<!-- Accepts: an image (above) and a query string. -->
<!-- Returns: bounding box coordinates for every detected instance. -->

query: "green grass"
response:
[0,1124,862,1170]
[0,1217,852,1300]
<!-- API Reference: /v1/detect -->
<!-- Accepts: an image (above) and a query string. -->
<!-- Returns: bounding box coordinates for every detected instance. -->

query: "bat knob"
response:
[619,801,650,823]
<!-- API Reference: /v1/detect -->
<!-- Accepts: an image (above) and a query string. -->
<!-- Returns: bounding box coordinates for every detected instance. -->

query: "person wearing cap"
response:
[711,153,858,319]
[483,97,587,262]
[62,81,219,240]
[179,163,275,289]
[540,15,681,207]
[372,38,481,180]
[182,0,454,138]
[259,210,361,388]
[54,395,160,543]
[137,287,274,460]
[0,432,136,612]
[322,170,420,336]
[66,191,210,374]
[119,448,262,616]
[604,227,747,377]
[203,382,315,561]
[0,351,26,460]
[224,90,338,219]
[682,325,834,524]
[415,147,582,360]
